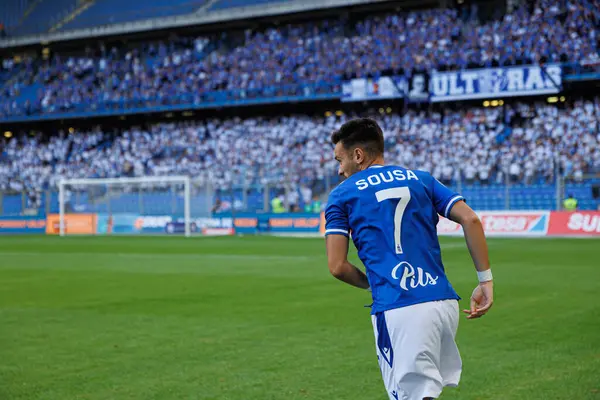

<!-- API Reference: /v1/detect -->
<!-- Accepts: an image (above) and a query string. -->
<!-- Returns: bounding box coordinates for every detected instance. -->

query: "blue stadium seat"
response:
[48,192,59,214]
[14,0,78,35]
[1,0,30,33]
[2,194,23,215]
[62,0,207,31]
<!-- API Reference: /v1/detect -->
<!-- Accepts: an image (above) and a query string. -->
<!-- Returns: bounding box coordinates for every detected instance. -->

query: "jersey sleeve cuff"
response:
[443,196,464,218]
[325,228,349,237]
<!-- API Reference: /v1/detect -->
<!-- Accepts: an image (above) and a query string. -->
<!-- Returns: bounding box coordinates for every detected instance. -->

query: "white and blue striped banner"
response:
[429,64,562,102]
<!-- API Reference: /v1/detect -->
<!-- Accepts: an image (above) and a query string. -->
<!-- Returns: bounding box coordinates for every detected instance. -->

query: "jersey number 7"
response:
[375,187,411,254]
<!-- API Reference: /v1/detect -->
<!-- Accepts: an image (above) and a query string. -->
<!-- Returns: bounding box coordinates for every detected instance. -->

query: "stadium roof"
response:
[0,0,431,49]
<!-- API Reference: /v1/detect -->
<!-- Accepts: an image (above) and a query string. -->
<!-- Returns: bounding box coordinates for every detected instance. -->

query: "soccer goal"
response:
[58,176,213,237]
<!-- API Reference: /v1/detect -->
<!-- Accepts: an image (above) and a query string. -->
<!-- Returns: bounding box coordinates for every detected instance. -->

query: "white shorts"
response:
[371,300,462,400]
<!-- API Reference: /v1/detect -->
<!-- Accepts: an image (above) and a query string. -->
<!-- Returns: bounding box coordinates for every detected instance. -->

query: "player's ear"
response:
[353,147,364,164]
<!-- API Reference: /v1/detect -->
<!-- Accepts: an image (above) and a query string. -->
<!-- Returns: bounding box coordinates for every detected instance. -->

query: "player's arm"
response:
[325,234,370,290]
[448,201,493,320]
[429,175,493,320]
[324,190,370,290]
[449,201,490,275]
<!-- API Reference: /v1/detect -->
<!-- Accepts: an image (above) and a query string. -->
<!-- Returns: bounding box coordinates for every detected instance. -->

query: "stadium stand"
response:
[61,0,208,31]
[0,0,32,34]
[0,0,208,36]
[0,0,598,118]
[1,98,599,214]
[6,0,79,36]
[0,0,599,216]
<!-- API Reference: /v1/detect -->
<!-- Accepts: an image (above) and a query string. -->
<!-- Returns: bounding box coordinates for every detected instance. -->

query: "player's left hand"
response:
[463,280,493,319]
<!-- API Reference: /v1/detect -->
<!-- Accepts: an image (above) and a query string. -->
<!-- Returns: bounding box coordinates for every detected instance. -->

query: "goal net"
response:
[57,176,213,236]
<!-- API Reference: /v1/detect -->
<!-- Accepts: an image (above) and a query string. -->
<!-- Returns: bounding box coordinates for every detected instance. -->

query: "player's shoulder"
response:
[328,177,353,203]
[411,169,434,183]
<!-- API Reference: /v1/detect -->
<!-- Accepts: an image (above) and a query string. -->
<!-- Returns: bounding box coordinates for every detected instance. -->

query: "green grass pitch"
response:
[1,235,599,400]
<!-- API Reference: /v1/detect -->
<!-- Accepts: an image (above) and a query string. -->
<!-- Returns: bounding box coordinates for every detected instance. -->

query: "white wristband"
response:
[477,269,493,283]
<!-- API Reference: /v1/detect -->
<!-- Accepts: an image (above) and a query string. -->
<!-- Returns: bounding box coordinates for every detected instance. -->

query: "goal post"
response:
[58,176,197,237]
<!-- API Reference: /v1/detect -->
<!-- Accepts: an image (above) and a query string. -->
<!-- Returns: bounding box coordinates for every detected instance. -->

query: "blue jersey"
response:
[325,165,464,314]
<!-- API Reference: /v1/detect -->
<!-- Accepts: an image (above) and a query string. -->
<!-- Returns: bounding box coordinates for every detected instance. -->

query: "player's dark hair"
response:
[331,118,384,156]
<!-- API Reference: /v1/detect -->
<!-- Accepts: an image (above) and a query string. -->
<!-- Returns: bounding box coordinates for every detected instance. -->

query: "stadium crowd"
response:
[1,99,599,200]
[0,0,599,117]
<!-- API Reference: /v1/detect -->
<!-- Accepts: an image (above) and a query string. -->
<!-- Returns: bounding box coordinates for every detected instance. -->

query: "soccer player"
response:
[324,118,493,400]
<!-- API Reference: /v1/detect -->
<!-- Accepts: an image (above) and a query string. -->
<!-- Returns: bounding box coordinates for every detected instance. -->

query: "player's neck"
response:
[361,157,385,171]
